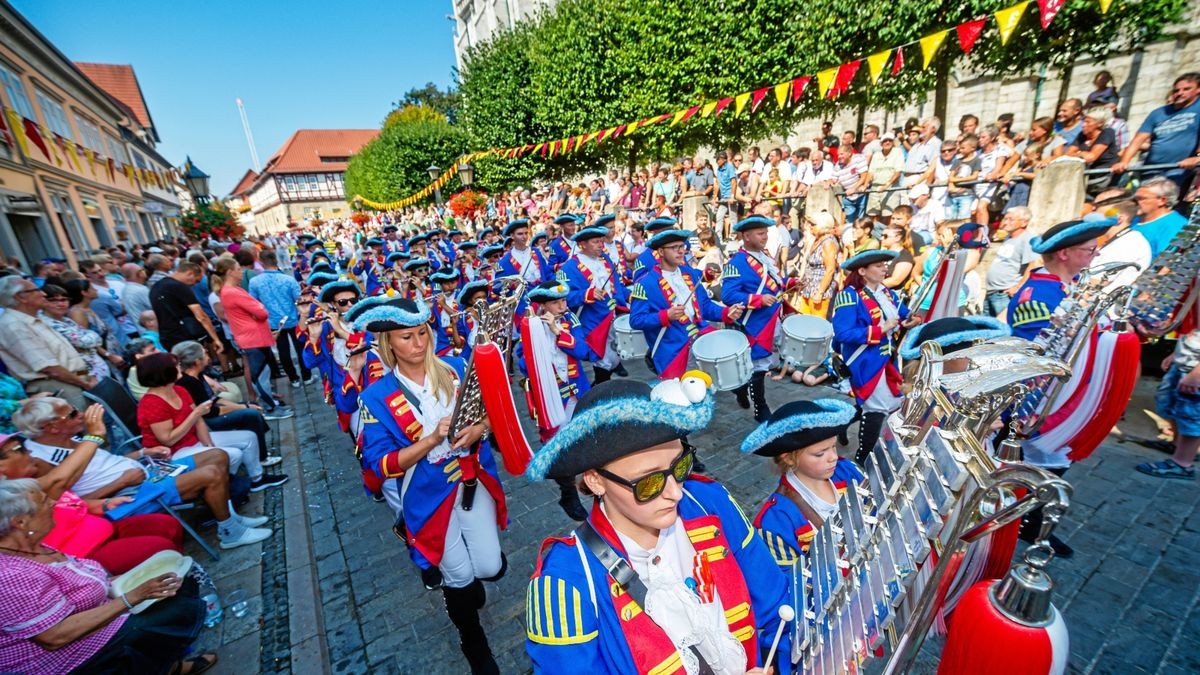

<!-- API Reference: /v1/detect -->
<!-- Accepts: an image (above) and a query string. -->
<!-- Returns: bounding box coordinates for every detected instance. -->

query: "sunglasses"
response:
[595,448,694,503]
[333,298,355,307]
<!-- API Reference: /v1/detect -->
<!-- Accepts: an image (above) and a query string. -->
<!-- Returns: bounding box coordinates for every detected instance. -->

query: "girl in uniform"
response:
[354,297,506,674]
[525,377,791,674]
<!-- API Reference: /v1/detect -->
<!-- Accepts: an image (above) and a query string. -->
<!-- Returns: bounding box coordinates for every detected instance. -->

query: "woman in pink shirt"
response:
[213,258,291,417]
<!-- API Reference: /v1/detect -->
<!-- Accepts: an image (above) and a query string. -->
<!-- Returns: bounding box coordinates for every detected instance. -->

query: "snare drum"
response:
[691,329,752,391]
[612,314,646,359]
[779,315,834,367]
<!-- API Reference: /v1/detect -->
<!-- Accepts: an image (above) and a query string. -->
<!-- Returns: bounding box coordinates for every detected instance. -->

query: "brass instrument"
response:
[447,275,526,438]
[1128,201,1200,337]
[796,336,1074,674]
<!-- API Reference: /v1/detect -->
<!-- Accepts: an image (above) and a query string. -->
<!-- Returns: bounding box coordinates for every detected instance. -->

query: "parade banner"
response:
[360,0,1109,209]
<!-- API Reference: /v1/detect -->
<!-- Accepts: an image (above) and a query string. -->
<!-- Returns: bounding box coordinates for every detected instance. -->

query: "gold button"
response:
[622,607,633,621]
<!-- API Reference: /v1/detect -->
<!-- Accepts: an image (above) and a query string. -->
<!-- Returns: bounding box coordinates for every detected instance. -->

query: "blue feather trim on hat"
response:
[527,281,571,303]
[430,270,459,283]
[899,315,1010,360]
[318,279,361,303]
[645,217,677,232]
[592,214,616,228]
[352,300,431,333]
[733,215,775,232]
[1030,218,1112,254]
[343,293,391,324]
[571,226,609,242]
[647,229,693,250]
[739,399,856,455]
[526,394,714,481]
[840,249,897,271]
[503,219,530,236]
[458,240,479,250]
[307,271,339,286]
[457,280,489,306]
[403,257,430,271]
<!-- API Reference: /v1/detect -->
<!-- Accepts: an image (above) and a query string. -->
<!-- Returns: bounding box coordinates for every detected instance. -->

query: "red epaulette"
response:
[688,473,716,484]
[532,535,577,577]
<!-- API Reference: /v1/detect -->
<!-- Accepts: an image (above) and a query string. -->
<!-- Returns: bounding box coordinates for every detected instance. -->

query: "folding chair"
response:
[84,379,221,561]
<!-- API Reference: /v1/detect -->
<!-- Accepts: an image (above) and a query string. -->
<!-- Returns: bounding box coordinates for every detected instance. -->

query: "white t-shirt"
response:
[910,200,945,236]
[1092,227,1152,294]
[759,160,793,184]
[26,438,144,497]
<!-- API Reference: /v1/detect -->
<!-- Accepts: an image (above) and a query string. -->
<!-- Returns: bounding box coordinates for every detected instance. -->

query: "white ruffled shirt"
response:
[393,367,464,464]
[607,506,747,675]
[662,268,697,320]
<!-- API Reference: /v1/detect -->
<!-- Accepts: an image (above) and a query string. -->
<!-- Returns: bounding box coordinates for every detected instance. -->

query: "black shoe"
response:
[614,363,628,377]
[750,371,771,422]
[557,488,588,522]
[592,366,612,385]
[249,473,289,492]
[734,385,750,410]
[371,492,386,503]
[421,566,444,590]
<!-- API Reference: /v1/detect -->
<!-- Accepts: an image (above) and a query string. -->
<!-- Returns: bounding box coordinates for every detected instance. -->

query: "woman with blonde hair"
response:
[796,211,841,317]
[354,296,507,674]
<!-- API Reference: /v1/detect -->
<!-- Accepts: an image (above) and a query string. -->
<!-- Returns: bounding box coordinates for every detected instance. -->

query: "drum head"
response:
[614,314,632,331]
[783,314,834,338]
[691,329,750,360]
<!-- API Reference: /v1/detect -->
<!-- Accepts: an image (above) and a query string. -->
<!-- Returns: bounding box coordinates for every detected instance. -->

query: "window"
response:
[109,204,127,232]
[49,191,87,256]
[0,63,34,119]
[105,135,128,164]
[34,89,73,140]
[132,150,148,170]
[74,114,104,152]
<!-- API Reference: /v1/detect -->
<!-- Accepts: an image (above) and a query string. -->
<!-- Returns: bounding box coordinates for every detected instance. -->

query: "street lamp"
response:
[352,196,363,212]
[427,163,444,207]
[459,161,475,188]
[181,156,211,206]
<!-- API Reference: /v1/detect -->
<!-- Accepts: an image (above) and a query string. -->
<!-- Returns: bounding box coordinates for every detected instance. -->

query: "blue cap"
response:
[647,229,693,250]
[840,249,897,271]
[733,215,775,233]
[1030,218,1112,254]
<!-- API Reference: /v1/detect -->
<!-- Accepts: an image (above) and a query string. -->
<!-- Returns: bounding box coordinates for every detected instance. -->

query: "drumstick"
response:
[765,604,795,671]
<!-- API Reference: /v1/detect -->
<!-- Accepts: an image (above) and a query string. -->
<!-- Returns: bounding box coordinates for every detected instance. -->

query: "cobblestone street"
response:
[193,363,1200,675]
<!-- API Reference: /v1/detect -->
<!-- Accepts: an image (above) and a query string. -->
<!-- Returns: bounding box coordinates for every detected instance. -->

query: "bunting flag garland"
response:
[867,50,892,84]
[920,30,950,68]
[106,158,116,181]
[790,77,810,103]
[3,109,26,157]
[0,109,10,148]
[996,1,1030,45]
[957,18,987,53]
[734,92,751,116]
[892,46,905,76]
[21,118,49,161]
[1037,0,1065,29]
[773,81,790,108]
[817,66,838,99]
[365,0,1121,209]
[750,87,769,113]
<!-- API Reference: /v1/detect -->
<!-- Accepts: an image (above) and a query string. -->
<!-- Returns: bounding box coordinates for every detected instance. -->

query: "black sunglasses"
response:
[333,298,355,307]
[595,448,693,503]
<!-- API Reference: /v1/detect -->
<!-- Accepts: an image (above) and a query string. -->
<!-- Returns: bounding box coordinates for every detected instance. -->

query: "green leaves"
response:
[343,118,469,203]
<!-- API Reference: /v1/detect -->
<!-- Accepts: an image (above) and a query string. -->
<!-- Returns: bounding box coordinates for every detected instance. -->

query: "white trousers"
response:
[175,429,263,480]
[596,320,622,370]
[440,484,503,588]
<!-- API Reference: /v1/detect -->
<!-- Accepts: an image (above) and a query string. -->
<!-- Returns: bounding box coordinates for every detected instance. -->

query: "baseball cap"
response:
[908,184,931,200]
[880,133,897,141]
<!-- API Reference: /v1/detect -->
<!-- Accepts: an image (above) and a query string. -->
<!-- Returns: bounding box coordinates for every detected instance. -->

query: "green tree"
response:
[383,104,447,129]
[344,117,469,204]
[392,82,461,124]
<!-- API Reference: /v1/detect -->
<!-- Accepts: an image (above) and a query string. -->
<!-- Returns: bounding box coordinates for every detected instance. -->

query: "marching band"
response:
[274,203,1154,675]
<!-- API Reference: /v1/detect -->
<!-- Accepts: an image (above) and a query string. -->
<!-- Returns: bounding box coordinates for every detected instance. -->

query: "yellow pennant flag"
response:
[670,109,688,126]
[700,101,718,118]
[920,30,949,69]
[5,109,30,158]
[734,92,751,117]
[626,120,640,135]
[995,1,1030,45]
[867,50,891,84]
[41,125,62,165]
[773,82,790,108]
[1099,0,1113,12]
[817,67,838,98]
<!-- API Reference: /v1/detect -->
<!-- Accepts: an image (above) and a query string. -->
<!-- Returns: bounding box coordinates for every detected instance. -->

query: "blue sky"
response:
[12,0,458,195]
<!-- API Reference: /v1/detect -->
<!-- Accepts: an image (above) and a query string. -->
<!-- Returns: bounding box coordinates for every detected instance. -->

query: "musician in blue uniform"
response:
[1003,218,1108,559]
[525,378,791,675]
[832,249,920,463]
[722,215,792,422]
[353,238,388,293]
[517,280,596,522]
[429,269,462,356]
[496,219,553,320]
[456,240,482,285]
[532,231,550,261]
[629,229,744,381]
[1007,218,1109,342]
[455,280,490,362]
[381,224,404,254]
[741,398,862,667]
[408,234,442,271]
[355,297,507,674]
[311,278,363,434]
[548,213,582,269]
[595,213,632,284]
[631,216,681,281]
[401,257,433,302]
[558,226,631,384]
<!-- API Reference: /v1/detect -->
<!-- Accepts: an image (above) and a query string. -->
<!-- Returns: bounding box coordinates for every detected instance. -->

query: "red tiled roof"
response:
[74,62,154,131]
[229,169,259,196]
[263,129,378,174]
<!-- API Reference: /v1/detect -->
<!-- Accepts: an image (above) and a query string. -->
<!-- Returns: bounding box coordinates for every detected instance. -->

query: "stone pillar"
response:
[681,194,709,230]
[1027,158,1085,234]
[805,184,845,225]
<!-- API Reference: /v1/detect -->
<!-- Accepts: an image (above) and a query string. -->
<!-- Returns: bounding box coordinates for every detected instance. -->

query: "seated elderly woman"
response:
[171,341,280,468]
[12,397,272,552]
[135,353,287,493]
[0,478,216,674]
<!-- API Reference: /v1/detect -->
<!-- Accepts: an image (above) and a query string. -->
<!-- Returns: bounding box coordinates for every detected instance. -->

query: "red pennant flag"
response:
[611,124,628,139]
[0,110,11,148]
[956,19,986,53]
[892,47,905,76]
[829,59,862,99]
[1038,0,1065,29]
[563,137,574,153]
[750,87,769,113]
[106,158,116,180]
[791,76,811,104]
[652,113,672,126]
[679,105,702,125]
[712,97,735,116]
[21,117,50,160]
[596,128,610,144]
[539,143,548,157]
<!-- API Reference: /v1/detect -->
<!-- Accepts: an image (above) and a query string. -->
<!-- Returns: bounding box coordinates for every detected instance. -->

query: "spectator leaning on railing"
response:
[0,276,95,409]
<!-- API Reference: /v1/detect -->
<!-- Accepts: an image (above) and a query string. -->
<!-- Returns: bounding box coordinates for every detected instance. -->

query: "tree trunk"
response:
[1057,63,1074,109]
[627,139,640,177]
[934,59,951,128]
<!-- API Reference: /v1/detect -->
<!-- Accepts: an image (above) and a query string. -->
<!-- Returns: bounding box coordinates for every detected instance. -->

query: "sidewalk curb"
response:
[279,385,331,675]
